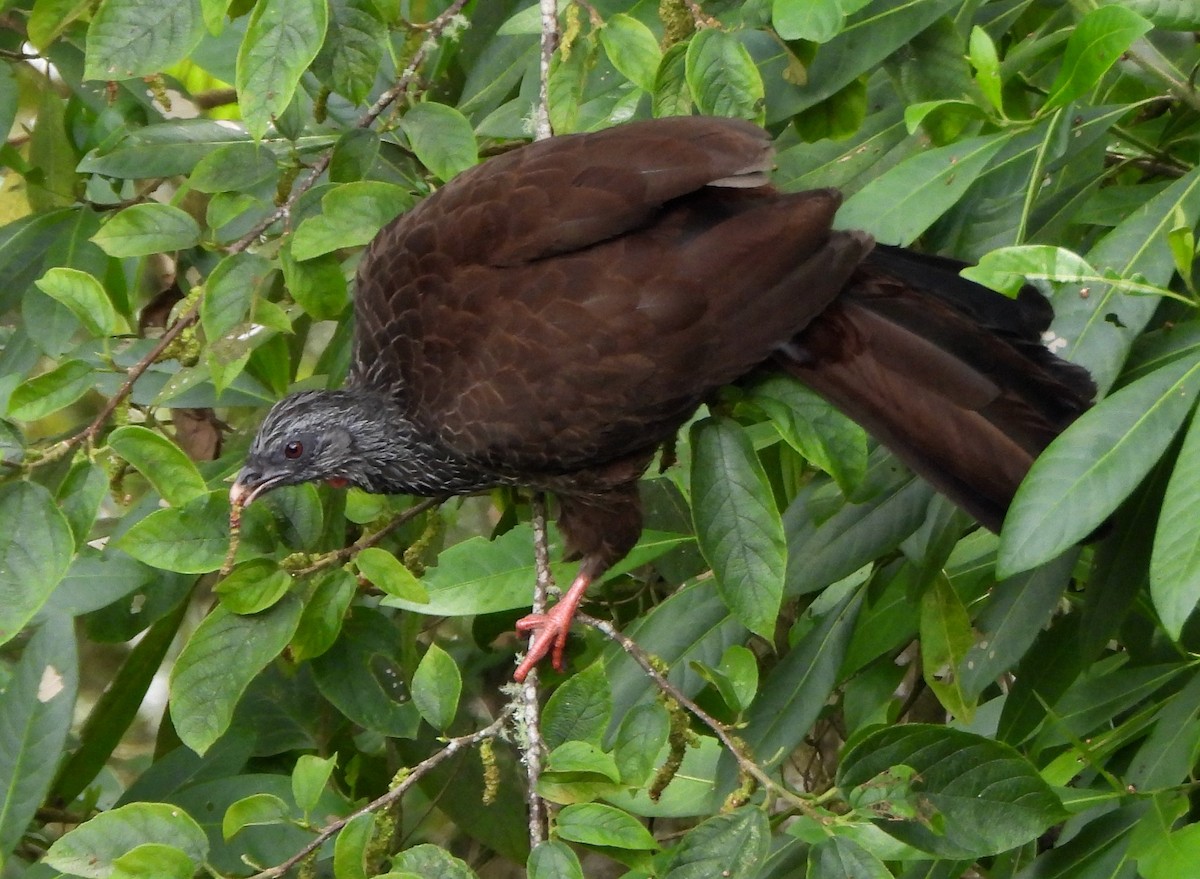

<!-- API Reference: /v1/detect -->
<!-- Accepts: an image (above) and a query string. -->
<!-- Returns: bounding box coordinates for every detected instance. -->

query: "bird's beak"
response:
[229,467,280,508]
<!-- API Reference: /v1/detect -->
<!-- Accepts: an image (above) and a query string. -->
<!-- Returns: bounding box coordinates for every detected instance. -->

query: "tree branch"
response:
[288,497,444,577]
[245,709,513,879]
[577,611,821,813]
[515,493,554,846]
[534,0,558,140]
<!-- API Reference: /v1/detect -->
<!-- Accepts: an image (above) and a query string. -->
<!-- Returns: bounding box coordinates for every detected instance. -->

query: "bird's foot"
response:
[513,571,592,682]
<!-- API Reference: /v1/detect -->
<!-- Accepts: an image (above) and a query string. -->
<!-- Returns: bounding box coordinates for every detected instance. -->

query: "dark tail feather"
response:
[779,245,1095,531]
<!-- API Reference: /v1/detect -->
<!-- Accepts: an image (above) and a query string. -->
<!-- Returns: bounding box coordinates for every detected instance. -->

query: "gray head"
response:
[231,389,406,506]
[230,388,491,507]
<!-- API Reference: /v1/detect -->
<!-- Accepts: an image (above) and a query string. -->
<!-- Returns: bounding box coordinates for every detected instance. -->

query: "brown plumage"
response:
[232,117,1094,679]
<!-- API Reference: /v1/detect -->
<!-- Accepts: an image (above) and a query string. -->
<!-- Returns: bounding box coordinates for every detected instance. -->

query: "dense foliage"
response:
[2,0,1200,877]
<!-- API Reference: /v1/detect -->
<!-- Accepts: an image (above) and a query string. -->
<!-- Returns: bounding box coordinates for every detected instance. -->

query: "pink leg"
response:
[512,571,592,682]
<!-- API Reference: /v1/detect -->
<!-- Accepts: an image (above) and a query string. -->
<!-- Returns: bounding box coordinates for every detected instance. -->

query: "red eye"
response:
[284,441,304,459]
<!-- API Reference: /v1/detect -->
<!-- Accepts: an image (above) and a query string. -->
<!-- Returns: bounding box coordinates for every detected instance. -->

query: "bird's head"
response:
[230,389,395,507]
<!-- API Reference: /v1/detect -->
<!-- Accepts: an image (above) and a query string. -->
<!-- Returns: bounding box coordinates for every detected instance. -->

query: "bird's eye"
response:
[284,440,304,459]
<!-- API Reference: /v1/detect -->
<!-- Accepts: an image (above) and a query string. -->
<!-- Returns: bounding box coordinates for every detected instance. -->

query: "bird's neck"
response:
[339,387,493,496]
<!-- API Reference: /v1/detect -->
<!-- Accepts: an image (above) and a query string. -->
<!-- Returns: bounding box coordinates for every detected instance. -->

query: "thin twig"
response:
[534,0,557,140]
[245,709,513,879]
[576,611,820,814]
[514,2,560,847]
[290,497,443,577]
[518,494,554,846]
[53,306,201,457]
[1124,48,1200,117]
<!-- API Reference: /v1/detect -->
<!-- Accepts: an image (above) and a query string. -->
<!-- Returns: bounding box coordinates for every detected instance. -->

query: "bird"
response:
[230,116,1095,681]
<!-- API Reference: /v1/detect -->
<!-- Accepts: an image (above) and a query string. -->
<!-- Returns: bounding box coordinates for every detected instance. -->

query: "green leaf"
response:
[215,558,291,614]
[77,120,255,178]
[691,417,785,638]
[390,844,479,878]
[35,267,125,337]
[1035,661,1188,750]
[614,702,669,785]
[1097,0,1200,28]
[808,836,892,879]
[355,546,429,603]
[690,644,758,714]
[1132,799,1200,879]
[685,29,765,123]
[56,460,108,548]
[222,792,289,839]
[92,203,201,257]
[281,247,349,321]
[107,425,209,506]
[28,0,93,51]
[8,360,95,421]
[838,725,1065,858]
[236,0,329,138]
[1150,409,1200,638]
[773,0,844,43]
[330,128,381,182]
[45,802,209,878]
[959,550,1074,701]
[919,574,974,720]
[0,482,74,645]
[291,569,356,662]
[291,181,412,260]
[779,0,961,116]
[733,586,861,773]
[170,595,303,754]
[311,608,420,738]
[544,740,620,782]
[312,0,385,104]
[27,86,77,212]
[662,807,769,879]
[600,14,661,92]
[556,803,659,850]
[747,376,868,496]
[84,0,206,80]
[189,142,278,193]
[542,662,611,749]
[1044,6,1154,112]
[52,595,188,805]
[411,643,462,731]
[838,133,1011,245]
[334,812,374,879]
[383,525,687,616]
[1128,670,1200,790]
[111,843,195,879]
[292,753,337,816]
[528,840,584,879]
[0,614,77,859]
[968,25,1003,114]
[960,245,1172,299]
[653,43,692,118]
[999,357,1200,577]
[202,252,272,341]
[0,66,16,158]
[115,491,234,574]
[402,103,479,183]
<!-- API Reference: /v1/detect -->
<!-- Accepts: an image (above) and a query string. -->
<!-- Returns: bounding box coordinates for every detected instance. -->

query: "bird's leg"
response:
[512,482,642,681]
[513,569,593,682]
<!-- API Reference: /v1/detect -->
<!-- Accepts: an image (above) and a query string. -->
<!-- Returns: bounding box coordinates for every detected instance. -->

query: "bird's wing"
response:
[351,117,870,474]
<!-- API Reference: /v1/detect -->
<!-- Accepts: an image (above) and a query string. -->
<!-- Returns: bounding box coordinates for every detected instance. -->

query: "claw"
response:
[512,571,593,682]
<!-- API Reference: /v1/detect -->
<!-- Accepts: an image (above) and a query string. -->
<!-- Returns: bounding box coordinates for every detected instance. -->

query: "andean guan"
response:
[231,116,1096,681]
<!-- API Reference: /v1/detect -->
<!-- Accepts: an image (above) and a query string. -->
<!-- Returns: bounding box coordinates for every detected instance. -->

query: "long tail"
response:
[780,245,1095,531]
